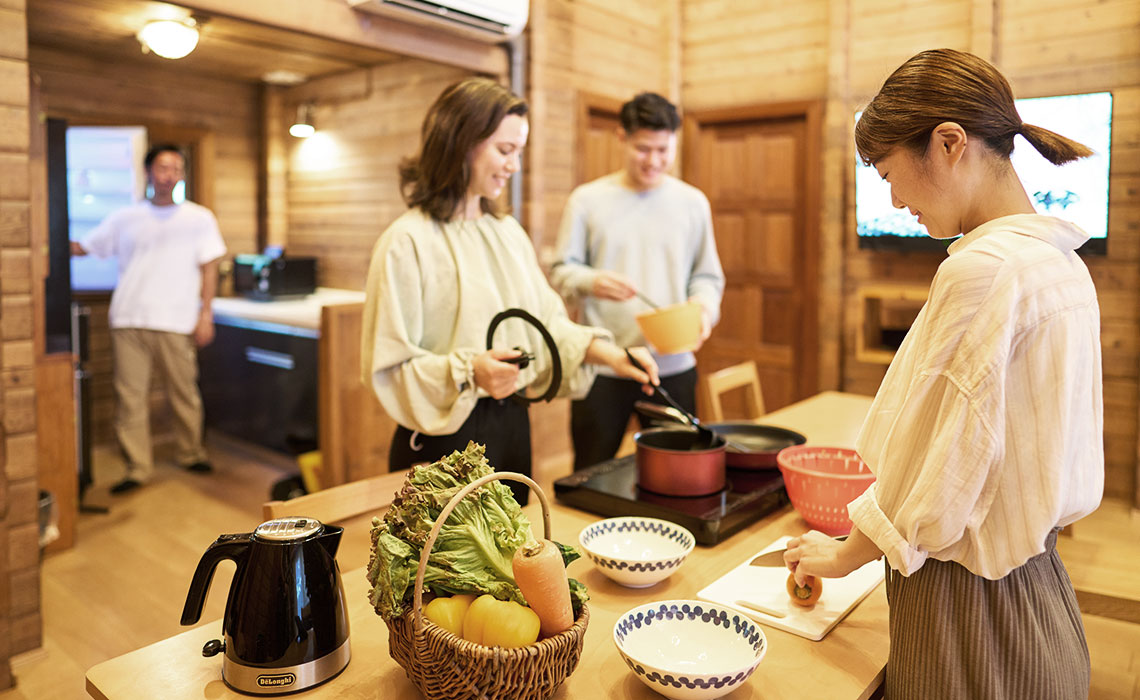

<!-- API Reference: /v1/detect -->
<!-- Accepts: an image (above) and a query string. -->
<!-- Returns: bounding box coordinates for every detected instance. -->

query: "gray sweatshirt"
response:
[550,173,725,377]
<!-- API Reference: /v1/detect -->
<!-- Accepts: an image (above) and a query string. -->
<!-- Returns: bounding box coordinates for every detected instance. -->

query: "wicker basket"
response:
[386,471,590,700]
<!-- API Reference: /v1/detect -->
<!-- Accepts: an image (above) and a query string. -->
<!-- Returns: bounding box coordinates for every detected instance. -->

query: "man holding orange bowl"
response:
[551,92,725,471]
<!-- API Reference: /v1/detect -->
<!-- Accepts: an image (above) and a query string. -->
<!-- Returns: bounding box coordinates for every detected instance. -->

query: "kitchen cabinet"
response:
[198,317,318,454]
[200,289,366,456]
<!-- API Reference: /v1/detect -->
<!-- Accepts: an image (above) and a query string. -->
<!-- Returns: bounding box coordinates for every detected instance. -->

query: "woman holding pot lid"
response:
[362,77,659,505]
[783,49,1102,698]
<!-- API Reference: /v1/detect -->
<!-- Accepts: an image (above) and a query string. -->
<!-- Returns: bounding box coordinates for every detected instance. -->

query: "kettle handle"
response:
[180,533,252,626]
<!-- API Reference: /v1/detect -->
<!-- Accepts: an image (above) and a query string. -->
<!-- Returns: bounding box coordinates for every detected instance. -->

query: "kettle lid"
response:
[254,517,323,542]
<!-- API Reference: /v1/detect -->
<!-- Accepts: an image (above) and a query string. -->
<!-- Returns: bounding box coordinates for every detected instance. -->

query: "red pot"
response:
[635,428,727,497]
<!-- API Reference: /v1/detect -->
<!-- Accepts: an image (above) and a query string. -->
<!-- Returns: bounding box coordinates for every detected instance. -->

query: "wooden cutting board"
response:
[697,536,885,641]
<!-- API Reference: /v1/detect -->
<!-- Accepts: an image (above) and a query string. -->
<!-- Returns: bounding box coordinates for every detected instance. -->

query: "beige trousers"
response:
[111,328,208,482]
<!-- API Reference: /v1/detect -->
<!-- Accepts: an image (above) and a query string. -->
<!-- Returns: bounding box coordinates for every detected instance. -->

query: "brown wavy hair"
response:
[855,49,1093,166]
[399,77,528,222]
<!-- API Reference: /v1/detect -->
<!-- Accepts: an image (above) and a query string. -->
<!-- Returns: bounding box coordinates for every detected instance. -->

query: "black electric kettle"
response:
[181,517,350,695]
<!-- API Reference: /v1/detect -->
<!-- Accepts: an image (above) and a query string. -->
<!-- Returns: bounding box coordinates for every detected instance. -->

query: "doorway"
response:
[684,102,822,414]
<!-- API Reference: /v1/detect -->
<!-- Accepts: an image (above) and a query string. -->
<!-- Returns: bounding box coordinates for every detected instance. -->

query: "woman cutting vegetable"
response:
[784,49,1103,698]
[362,77,659,504]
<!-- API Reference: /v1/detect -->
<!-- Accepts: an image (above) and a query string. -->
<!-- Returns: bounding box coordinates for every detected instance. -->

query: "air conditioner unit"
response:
[347,0,528,43]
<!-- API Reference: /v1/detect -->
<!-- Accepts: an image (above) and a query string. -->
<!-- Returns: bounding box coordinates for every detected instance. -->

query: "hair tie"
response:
[1017,122,1026,134]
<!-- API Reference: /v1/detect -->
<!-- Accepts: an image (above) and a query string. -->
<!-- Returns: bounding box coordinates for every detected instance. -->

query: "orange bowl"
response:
[776,446,876,535]
[635,301,702,354]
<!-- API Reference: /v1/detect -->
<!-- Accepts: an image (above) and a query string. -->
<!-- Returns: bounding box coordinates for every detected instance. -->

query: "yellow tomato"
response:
[423,593,475,637]
[461,594,540,648]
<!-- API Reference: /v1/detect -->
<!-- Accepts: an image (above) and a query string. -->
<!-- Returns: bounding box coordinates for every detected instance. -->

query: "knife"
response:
[748,536,848,567]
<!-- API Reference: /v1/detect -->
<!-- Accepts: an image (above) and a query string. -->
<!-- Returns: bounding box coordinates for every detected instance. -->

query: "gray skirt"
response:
[884,529,1089,700]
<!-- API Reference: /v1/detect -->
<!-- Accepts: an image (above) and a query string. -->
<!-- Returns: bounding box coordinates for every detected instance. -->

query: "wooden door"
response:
[684,103,822,415]
[576,92,625,185]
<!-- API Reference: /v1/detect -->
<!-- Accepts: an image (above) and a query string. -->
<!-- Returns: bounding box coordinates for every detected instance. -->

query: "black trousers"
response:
[389,397,533,505]
[571,368,698,471]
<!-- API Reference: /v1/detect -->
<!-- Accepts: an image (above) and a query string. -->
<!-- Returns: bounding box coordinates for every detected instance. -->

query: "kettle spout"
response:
[318,524,343,558]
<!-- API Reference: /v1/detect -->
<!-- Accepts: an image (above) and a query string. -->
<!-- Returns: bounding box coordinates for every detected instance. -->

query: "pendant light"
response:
[290,103,316,138]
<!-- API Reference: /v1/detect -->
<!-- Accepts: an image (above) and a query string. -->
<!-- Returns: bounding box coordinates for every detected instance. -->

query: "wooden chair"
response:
[262,469,409,524]
[703,361,766,422]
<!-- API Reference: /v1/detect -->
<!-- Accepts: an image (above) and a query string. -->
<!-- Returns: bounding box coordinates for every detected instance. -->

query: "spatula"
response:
[624,350,722,449]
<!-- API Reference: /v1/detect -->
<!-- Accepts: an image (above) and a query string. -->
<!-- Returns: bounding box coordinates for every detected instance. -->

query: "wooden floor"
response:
[4,434,1140,699]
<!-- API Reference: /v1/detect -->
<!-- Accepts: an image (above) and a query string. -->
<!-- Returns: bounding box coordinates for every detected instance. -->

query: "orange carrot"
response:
[512,539,573,638]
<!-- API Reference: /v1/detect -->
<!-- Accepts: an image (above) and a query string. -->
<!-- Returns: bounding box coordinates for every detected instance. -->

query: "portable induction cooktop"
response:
[553,455,788,546]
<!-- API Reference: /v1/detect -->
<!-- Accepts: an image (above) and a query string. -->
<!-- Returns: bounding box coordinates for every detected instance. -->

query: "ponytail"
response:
[1018,123,1095,165]
[856,49,1095,169]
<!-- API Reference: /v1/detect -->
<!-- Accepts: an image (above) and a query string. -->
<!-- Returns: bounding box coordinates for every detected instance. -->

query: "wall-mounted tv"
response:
[855,91,1113,255]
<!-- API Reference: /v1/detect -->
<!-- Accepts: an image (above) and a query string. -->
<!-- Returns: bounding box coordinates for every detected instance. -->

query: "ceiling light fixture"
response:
[137,19,200,60]
[290,103,316,138]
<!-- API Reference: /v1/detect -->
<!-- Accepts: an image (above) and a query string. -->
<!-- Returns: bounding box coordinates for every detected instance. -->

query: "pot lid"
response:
[254,517,322,541]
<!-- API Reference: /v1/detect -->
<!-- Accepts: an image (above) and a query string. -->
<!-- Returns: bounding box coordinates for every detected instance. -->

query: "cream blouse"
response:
[361,209,610,436]
[849,214,1104,579]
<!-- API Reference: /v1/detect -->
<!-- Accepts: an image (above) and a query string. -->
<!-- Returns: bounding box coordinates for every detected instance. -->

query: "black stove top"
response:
[553,455,788,546]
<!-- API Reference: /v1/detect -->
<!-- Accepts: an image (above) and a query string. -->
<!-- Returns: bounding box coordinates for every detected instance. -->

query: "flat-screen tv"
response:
[855,91,1113,254]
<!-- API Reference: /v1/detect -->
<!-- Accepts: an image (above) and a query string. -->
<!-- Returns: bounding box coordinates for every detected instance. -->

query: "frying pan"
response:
[634,401,806,469]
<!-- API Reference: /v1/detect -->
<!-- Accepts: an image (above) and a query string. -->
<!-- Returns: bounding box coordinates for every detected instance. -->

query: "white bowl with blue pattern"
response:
[613,600,767,700]
[578,516,695,588]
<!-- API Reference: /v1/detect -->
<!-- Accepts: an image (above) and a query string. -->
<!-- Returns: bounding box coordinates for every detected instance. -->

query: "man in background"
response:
[71,144,226,493]
[551,92,725,470]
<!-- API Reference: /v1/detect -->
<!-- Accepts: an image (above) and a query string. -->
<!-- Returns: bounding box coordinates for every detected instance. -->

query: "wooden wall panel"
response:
[279,58,470,291]
[0,0,39,680]
[682,0,1140,503]
[682,0,830,110]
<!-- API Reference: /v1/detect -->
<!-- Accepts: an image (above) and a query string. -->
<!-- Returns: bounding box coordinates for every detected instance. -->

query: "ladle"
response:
[624,350,721,449]
[634,400,750,453]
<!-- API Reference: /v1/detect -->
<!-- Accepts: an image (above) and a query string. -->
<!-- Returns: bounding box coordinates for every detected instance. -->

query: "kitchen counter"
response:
[211,287,366,331]
[86,392,886,700]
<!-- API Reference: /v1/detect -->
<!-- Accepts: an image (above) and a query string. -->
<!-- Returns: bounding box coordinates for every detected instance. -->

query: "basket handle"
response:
[411,471,551,635]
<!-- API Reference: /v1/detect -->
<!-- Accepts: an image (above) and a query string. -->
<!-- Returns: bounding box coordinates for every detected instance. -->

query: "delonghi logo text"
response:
[257,673,296,687]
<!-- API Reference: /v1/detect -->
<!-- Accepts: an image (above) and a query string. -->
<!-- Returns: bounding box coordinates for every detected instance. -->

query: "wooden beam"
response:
[175,0,508,76]
[36,354,77,553]
[969,0,998,64]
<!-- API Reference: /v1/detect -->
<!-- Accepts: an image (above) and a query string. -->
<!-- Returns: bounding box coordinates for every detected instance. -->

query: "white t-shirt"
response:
[849,214,1103,580]
[81,201,227,334]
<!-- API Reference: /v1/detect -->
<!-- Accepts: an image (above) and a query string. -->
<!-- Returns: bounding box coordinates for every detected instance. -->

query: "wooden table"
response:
[87,391,883,700]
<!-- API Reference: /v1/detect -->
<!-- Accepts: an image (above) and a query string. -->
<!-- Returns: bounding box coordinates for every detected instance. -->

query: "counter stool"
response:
[703,361,766,422]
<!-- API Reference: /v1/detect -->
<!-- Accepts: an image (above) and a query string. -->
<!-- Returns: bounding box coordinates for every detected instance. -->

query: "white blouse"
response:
[849,214,1104,579]
[361,209,609,436]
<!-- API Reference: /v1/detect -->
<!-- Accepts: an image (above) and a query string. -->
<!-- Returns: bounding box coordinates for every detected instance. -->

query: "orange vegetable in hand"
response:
[787,573,823,607]
[512,539,574,638]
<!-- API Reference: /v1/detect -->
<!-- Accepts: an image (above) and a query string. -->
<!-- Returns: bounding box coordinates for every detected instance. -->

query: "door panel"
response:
[577,93,625,186]
[687,106,821,417]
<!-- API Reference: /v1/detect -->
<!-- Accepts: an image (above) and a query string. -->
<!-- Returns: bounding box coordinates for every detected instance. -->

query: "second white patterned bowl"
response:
[578,516,695,588]
[614,600,768,700]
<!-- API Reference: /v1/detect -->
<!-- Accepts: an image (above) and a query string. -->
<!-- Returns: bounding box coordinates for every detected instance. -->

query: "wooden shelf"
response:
[855,284,929,365]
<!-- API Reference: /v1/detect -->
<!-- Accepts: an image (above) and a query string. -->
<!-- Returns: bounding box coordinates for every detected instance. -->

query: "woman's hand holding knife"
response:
[784,528,884,586]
